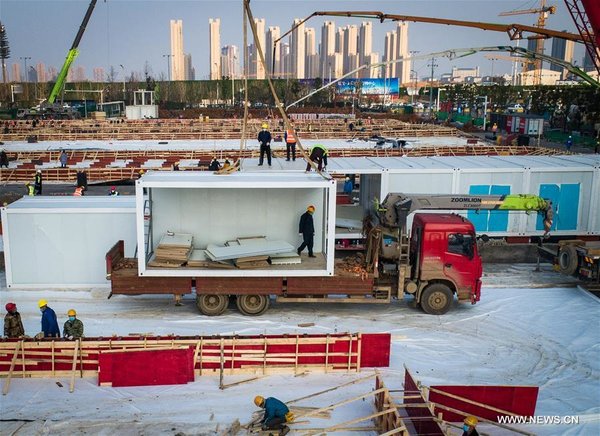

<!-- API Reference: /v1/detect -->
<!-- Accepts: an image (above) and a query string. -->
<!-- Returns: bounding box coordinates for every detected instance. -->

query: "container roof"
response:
[4,196,136,211]
[327,154,600,173]
[139,171,334,188]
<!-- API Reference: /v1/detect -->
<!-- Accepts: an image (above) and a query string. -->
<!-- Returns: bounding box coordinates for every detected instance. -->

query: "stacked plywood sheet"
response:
[149,233,193,267]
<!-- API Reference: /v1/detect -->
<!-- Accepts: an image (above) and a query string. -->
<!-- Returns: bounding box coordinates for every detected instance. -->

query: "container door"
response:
[443,232,477,293]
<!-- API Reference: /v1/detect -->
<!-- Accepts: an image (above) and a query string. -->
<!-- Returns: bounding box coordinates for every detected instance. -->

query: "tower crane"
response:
[499,1,557,85]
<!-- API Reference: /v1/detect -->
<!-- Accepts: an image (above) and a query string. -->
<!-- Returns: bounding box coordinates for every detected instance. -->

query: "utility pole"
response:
[428,57,438,118]
[119,64,126,103]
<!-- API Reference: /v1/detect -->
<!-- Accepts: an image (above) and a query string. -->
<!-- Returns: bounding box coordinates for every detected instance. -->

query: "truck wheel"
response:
[196,294,229,316]
[420,283,453,315]
[236,294,269,316]
[558,245,578,276]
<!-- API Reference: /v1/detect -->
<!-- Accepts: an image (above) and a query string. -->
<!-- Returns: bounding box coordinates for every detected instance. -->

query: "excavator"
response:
[371,193,554,314]
[18,0,97,119]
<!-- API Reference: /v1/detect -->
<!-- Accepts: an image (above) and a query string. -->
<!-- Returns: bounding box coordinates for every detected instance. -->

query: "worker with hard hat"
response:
[0,148,9,168]
[257,122,272,167]
[37,299,60,338]
[306,144,328,172]
[208,156,221,171]
[34,169,43,195]
[462,415,479,436]
[297,205,316,258]
[4,302,25,338]
[253,395,293,435]
[284,123,297,162]
[108,186,120,196]
[25,182,35,196]
[63,309,84,340]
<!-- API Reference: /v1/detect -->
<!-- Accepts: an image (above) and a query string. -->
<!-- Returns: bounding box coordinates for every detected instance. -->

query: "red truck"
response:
[106,193,553,315]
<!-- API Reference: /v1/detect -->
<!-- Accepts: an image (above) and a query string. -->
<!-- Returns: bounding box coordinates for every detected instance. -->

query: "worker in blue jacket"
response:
[37,299,60,338]
[254,395,292,435]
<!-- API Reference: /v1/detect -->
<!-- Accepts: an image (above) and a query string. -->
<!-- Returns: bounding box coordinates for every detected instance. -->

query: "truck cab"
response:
[410,214,482,314]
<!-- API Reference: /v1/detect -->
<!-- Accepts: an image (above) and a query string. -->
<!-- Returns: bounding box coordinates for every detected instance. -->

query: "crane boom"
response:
[378,193,553,233]
[47,0,97,104]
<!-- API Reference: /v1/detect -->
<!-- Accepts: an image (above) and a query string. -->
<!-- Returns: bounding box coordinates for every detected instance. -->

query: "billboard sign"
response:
[336,78,399,96]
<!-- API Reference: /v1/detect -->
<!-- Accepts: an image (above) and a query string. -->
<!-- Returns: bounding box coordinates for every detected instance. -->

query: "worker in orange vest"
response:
[284,126,297,162]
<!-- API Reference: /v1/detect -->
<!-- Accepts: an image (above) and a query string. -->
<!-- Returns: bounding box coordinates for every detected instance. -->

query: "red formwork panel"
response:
[360,333,391,367]
[98,347,194,387]
[429,385,539,422]
[403,368,445,436]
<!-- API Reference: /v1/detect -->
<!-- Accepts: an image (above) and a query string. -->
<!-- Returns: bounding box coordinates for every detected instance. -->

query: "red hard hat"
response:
[5,302,16,312]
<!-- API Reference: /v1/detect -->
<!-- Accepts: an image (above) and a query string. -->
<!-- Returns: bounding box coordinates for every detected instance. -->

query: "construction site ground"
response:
[0,263,598,435]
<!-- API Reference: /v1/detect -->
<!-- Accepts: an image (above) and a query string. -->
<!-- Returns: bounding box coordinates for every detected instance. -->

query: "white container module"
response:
[136,171,337,277]
[328,154,600,238]
[1,197,137,288]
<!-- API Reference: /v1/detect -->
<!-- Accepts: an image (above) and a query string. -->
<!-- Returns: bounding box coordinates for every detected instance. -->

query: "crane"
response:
[499,1,557,85]
[47,0,98,105]
[17,0,99,119]
[563,0,600,75]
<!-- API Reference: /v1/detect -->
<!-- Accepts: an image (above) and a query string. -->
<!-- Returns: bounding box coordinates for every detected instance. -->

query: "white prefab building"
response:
[136,171,337,277]
[328,154,600,238]
[1,197,136,288]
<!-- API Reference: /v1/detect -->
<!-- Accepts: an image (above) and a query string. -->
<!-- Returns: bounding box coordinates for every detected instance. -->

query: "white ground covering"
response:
[0,265,598,435]
[2,136,475,153]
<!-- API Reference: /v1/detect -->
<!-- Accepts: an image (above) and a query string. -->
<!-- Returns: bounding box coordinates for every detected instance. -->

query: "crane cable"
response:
[243,0,324,177]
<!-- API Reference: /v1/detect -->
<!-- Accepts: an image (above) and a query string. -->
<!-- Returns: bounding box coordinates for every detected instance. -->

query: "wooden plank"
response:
[287,373,377,405]
[304,409,396,436]
[296,388,386,420]
[69,339,80,393]
[2,341,22,395]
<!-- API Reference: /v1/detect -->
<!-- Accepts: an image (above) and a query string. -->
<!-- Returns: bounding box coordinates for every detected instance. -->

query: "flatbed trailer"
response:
[107,240,393,316]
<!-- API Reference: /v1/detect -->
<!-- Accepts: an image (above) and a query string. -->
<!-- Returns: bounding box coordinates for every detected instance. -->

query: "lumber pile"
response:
[149,232,193,267]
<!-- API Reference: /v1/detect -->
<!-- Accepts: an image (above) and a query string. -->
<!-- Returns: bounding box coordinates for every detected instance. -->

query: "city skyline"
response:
[1,1,587,83]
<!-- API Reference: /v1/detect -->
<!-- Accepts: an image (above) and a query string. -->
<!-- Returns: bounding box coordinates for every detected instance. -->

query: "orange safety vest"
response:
[286,130,296,143]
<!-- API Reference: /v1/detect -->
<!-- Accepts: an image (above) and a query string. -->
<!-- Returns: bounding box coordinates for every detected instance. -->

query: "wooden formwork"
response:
[0,333,393,394]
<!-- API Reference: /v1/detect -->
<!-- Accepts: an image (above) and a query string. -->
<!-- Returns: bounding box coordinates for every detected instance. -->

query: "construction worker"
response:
[0,148,8,168]
[223,157,232,169]
[73,186,84,196]
[34,169,43,195]
[257,123,272,167]
[25,182,35,196]
[306,144,328,172]
[491,123,498,137]
[137,169,145,179]
[343,176,353,200]
[297,205,316,258]
[37,299,60,338]
[284,125,297,161]
[208,157,221,171]
[253,395,292,435]
[59,150,68,168]
[108,186,120,196]
[173,161,180,171]
[462,416,479,436]
[63,309,84,340]
[565,135,573,151]
[4,302,25,338]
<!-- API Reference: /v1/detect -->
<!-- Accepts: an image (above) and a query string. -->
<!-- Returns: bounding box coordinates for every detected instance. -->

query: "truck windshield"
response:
[448,233,475,258]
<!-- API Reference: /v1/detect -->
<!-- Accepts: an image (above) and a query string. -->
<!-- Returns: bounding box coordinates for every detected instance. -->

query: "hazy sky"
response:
[0,0,584,80]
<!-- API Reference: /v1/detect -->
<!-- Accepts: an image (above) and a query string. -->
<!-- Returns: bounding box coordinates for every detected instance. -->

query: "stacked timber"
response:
[149,233,193,267]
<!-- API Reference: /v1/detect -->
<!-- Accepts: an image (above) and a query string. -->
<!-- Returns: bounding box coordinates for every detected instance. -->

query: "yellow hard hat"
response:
[68,309,76,317]
[38,299,48,308]
[464,416,478,427]
[261,123,268,129]
[254,395,264,407]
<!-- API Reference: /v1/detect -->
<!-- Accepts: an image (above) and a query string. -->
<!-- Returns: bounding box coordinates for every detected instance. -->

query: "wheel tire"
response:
[420,283,453,315]
[558,245,579,276]
[196,294,229,316]
[236,294,270,316]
